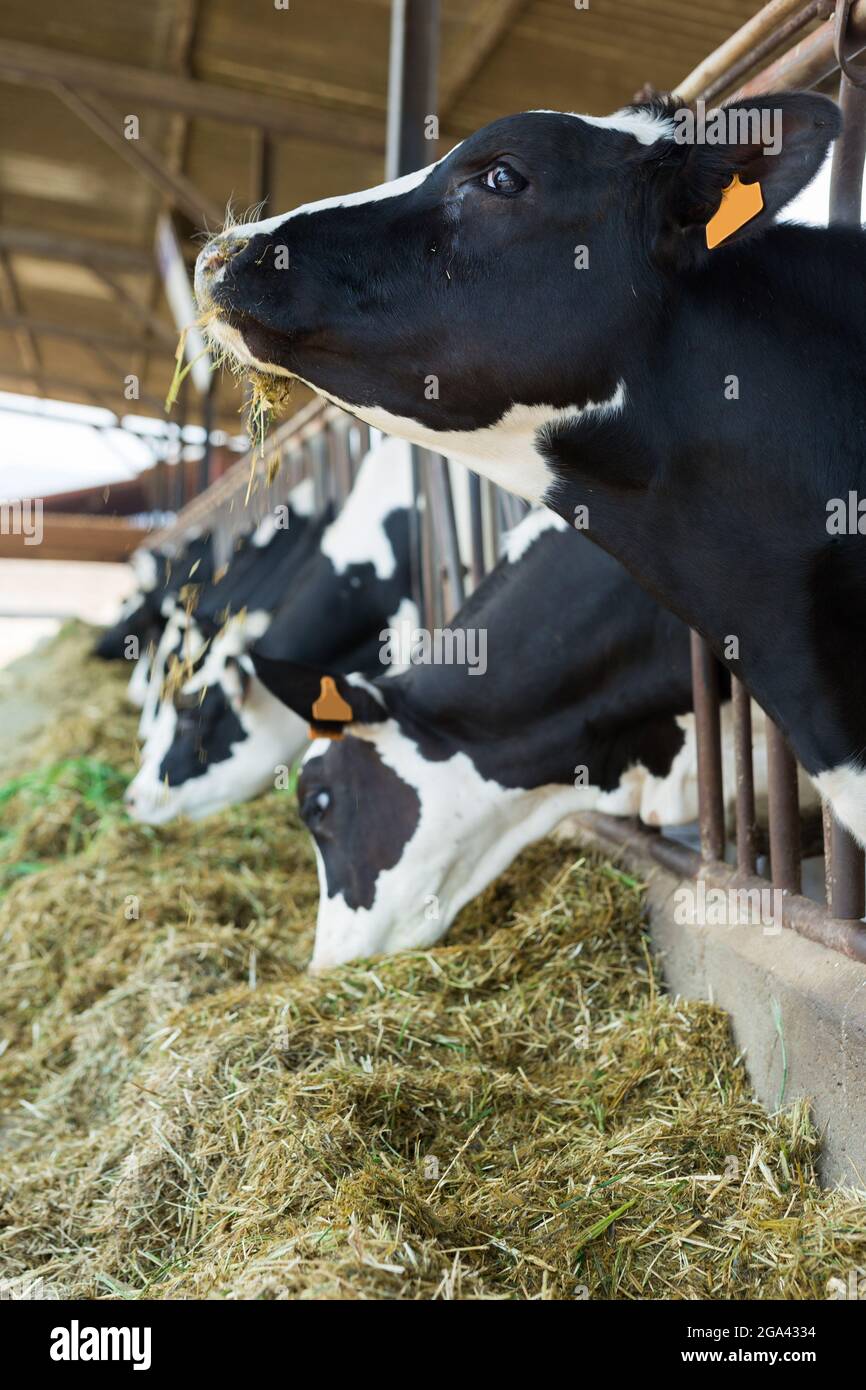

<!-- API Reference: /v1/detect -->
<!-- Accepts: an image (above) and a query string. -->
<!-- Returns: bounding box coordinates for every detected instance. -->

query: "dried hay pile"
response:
[0,626,863,1300]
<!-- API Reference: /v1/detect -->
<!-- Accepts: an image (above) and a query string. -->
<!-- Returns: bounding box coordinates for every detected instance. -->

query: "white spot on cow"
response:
[502,507,568,564]
[130,548,158,591]
[812,763,866,850]
[126,650,152,709]
[320,437,413,577]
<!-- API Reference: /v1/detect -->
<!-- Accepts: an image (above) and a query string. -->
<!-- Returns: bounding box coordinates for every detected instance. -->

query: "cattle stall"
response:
[3,0,866,1324]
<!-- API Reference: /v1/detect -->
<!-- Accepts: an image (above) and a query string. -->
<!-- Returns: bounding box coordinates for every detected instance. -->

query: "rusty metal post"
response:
[765,720,802,895]
[428,455,465,617]
[387,0,439,629]
[731,676,759,874]
[468,472,485,585]
[690,632,726,862]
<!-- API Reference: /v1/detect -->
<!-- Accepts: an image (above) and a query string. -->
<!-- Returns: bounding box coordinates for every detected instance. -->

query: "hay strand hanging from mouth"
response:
[164,318,217,414]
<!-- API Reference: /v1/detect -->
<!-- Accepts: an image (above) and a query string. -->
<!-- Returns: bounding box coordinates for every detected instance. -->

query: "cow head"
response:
[251,654,583,971]
[196,96,838,499]
[125,615,303,824]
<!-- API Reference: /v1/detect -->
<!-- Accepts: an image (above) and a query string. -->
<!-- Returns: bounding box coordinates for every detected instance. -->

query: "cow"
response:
[250,509,817,971]
[95,532,215,707]
[193,93,866,848]
[135,477,319,741]
[124,438,417,823]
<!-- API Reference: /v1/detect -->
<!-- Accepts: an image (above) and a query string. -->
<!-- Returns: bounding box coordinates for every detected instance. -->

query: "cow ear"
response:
[249,653,388,734]
[655,93,840,261]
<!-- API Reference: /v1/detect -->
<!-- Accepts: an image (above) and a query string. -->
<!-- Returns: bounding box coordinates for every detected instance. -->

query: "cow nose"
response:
[195,236,248,298]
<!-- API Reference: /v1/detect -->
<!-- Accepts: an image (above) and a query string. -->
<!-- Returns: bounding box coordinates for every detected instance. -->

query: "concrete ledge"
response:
[567,814,866,1188]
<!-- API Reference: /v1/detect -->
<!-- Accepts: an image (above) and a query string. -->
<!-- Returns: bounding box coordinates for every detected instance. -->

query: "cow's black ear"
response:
[249,653,388,731]
[654,93,840,261]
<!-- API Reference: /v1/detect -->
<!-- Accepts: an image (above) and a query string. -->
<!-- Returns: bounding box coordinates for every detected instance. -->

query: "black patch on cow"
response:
[299,738,421,911]
[159,684,247,785]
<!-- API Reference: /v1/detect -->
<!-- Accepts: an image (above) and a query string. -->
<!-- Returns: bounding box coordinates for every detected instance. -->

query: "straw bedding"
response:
[0,624,863,1300]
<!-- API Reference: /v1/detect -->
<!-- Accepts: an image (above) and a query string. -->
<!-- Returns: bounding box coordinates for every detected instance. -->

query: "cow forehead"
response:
[222,107,671,243]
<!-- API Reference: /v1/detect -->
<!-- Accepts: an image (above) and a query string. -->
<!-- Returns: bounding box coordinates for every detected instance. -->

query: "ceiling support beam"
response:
[87,264,177,347]
[0,228,156,272]
[440,0,530,114]
[54,85,223,230]
[0,38,383,151]
[0,312,166,353]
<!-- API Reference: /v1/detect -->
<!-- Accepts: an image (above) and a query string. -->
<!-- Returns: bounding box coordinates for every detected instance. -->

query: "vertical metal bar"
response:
[409,444,426,622]
[690,631,726,862]
[732,676,758,875]
[418,451,438,630]
[827,815,866,919]
[386,0,440,180]
[428,455,465,617]
[468,472,485,586]
[387,0,439,628]
[765,720,802,896]
[822,72,866,919]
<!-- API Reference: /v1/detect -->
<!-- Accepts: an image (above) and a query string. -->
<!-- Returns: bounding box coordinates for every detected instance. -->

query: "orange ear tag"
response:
[705,174,764,250]
[308,676,354,742]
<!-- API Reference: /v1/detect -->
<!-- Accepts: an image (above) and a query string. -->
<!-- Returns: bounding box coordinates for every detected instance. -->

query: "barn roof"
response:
[0,0,770,433]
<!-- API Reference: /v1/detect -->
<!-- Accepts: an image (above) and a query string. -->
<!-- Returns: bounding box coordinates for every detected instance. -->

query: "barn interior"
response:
[1,0,865,1307]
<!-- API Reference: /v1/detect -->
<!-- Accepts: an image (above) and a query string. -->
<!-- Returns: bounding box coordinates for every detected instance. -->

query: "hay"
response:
[0,629,864,1301]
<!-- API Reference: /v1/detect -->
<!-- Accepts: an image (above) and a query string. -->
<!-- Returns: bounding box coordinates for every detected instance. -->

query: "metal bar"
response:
[697,2,824,105]
[468,472,485,586]
[765,720,802,894]
[690,632,726,862]
[737,3,866,98]
[386,0,440,180]
[582,813,866,963]
[677,0,823,100]
[732,677,759,875]
[428,455,465,618]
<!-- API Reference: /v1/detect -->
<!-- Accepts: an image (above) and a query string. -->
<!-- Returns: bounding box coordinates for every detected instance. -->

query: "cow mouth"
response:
[203,301,296,381]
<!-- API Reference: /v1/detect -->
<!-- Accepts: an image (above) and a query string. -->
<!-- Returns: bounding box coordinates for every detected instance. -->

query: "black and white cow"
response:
[125,438,417,822]
[252,510,817,971]
[135,477,319,742]
[194,94,866,846]
[95,532,216,708]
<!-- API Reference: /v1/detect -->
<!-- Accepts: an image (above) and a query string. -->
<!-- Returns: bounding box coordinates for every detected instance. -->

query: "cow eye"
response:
[301,788,331,827]
[481,162,527,196]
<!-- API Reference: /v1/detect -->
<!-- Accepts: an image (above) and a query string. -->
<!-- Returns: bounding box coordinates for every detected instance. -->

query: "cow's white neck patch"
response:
[320,437,414,577]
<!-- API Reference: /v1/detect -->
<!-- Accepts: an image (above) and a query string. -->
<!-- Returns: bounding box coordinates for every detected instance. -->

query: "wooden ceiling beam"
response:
[0,311,167,352]
[440,0,531,114]
[55,85,224,230]
[0,38,384,151]
[0,228,156,272]
[87,264,177,348]
[0,247,42,385]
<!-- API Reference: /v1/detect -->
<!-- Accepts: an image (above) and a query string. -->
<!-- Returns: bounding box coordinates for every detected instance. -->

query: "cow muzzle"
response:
[194,235,248,311]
